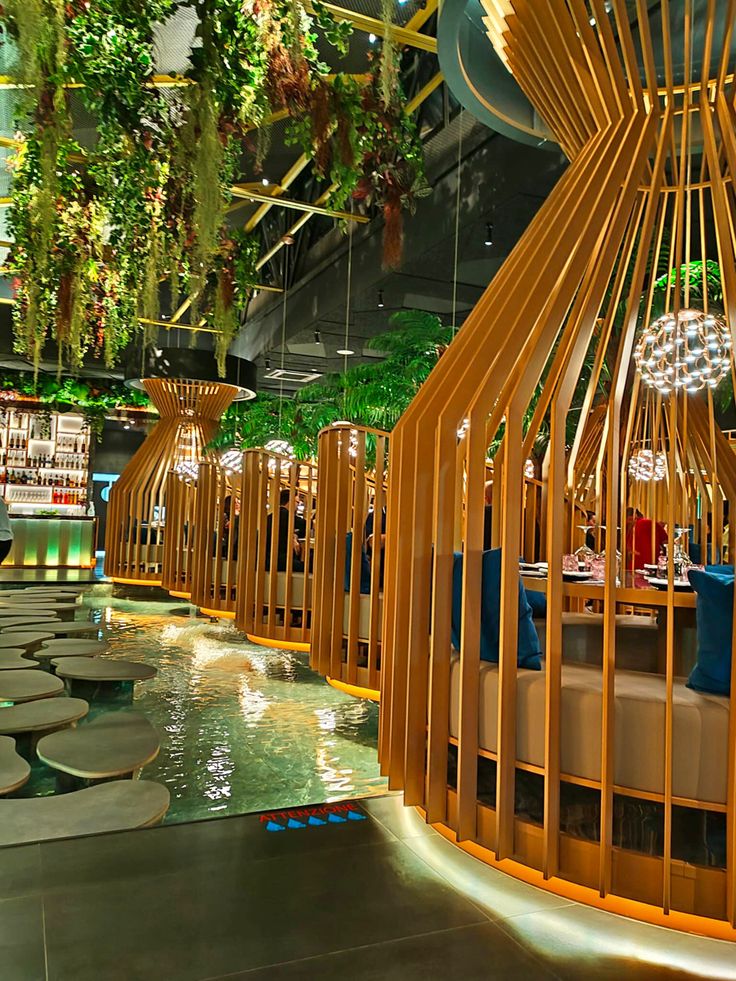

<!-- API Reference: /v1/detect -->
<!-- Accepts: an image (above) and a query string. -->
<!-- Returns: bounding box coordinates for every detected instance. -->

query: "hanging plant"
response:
[1,0,430,374]
[296,52,430,270]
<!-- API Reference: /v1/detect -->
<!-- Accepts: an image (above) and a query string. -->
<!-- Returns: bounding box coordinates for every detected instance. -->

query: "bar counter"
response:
[6,516,96,569]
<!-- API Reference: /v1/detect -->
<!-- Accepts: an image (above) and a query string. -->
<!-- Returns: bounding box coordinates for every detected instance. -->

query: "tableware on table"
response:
[589,556,606,580]
[562,554,579,573]
[647,577,693,591]
[563,570,594,581]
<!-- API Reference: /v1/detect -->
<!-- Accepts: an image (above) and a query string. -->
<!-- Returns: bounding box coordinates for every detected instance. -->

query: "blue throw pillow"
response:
[526,589,547,619]
[344,532,372,594]
[451,549,541,669]
[687,567,734,695]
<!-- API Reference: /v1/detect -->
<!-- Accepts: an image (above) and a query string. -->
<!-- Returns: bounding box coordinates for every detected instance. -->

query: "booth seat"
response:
[449,656,729,803]
[217,561,237,588]
[342,593,383,642]
[262,571,311,608]
[534,612,659,673]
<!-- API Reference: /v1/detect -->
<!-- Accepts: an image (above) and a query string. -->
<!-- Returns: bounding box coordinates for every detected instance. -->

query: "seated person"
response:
[365,505,387,590]
[631,515,667,568]
[220,495,239,560]
[265,488,305,573]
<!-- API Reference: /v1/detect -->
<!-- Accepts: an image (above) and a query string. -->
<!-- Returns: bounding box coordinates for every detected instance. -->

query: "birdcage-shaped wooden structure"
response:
[235,448,318,651]
[161,467,198,599]
[189,460,243,618]
[380,0,736,940]
[310,425,389,700]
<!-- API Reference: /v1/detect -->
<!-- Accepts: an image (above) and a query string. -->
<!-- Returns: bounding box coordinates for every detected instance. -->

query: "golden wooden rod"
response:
[303,1,437,52]
[0,74,194,91]
[229,187,370,222]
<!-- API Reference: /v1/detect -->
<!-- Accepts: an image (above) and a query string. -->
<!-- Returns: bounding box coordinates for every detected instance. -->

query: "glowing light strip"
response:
[326,676,381,703]
[425,811,736,944]
[246,633,311,653]
[198,607,236,620]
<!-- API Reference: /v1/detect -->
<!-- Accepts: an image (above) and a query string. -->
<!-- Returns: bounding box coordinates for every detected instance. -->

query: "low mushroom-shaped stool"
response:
[0,670,64,704]
[34,640,108,672]
[8,586,82,596]
[0,697,88,758]
[53,657,156,701]
[0,608,58,620]
[0,602,77,622]
[1,593,77,603]
[0,650,40,671]
[4,622,102,640]
[0,632,55,654]
[0,736,31,795]
[0,616,61,630]
[0,780,170,845]
[37,712,160,791]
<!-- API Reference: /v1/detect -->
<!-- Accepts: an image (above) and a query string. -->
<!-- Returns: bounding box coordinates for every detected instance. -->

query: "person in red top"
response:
[631,516,667,568]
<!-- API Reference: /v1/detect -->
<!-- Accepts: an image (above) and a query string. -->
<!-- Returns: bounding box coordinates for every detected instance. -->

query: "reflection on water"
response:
[25,587,386,824]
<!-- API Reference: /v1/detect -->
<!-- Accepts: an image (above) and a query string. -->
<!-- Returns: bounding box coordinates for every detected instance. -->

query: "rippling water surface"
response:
[24,586,387,823]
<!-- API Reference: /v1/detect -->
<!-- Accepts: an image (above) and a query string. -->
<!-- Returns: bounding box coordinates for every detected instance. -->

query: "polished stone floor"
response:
[2,793,735,981]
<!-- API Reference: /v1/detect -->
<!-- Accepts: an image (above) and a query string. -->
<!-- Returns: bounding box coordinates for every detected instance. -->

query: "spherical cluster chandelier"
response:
[264,439,295,457]
[628,448,666,482]
[174,460,200,483]
[634,308,732,394]
[219,448,243,475]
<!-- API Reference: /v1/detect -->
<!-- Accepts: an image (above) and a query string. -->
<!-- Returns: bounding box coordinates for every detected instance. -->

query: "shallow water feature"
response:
[20,586,387,824]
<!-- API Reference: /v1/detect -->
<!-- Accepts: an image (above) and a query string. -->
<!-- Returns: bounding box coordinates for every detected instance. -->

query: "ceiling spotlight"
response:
[123,422,130,430]
[314,329,321,343]
[261,177,269,186]
[368,33,377,43]
[484,223,493,247]
[589,16,596,26]
[377,290,384,309]
[337,348,354,356]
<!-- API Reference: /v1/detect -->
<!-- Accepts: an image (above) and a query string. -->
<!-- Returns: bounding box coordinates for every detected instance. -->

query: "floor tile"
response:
[497,902,736,980]
[224,921,559,980]
[0,844,42,901]
[40,802,394,892]
[43,838,488,981]
[0,895,45,981]
[359,794,438,840]
[402,832,576,921]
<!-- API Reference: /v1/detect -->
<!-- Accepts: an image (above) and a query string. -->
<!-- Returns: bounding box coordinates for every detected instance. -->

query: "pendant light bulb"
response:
[377,290,384,309]
[265,356,271,370]
[484,223,493,247]
[314,329,321,344]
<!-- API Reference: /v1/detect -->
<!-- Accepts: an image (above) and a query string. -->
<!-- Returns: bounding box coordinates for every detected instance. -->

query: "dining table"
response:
[521,569,697,675]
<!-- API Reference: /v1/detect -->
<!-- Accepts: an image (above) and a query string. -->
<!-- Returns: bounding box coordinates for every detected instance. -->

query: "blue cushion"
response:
[687,567,734,696]
[451,549,541,669]
[526,589,547,619]
[344,532,372,594]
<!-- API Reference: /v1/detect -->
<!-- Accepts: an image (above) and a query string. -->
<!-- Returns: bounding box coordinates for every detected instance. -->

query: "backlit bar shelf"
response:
[0,409,90,515]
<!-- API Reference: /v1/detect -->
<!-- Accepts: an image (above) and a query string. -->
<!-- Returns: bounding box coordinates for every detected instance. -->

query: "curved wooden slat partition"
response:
[190,461,242,618]
[311,425,389,700]
[235,448,317,651]
[161,470,197,599]
[105,379,239,584]
[380,1,736,940]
